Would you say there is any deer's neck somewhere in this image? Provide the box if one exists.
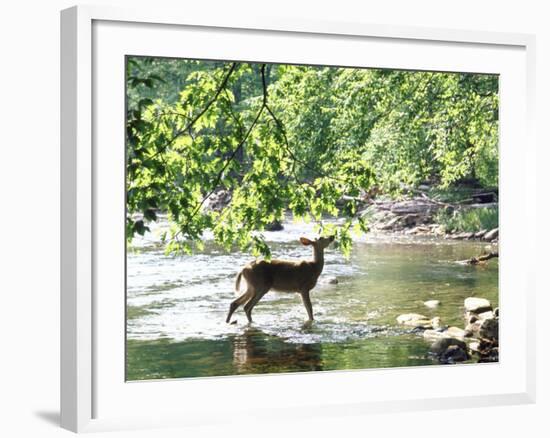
[312,247,325,272]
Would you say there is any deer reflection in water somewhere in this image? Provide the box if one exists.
[232,327,323,374]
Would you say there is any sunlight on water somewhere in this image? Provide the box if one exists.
[126,219,498,380]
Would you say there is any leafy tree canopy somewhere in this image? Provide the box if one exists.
[126,57,498,257]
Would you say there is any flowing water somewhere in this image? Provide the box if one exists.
[126,220,498,380]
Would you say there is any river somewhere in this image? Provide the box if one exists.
[126,219,498,380]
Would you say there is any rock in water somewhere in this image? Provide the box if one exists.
[322,276,338,285]
[423,326,465,342]
[424,300,440,309]
[429,337,467,355]
[446,326,467,340]
[396,313,433,329]
[265,220,284,231]
[469,341,481,353]
[465,317,499,341]
[440,345,470,364]
[479,318,499,340]
[430,338,470,363]
[430,316,442,329]
[477,310,495,320]
[464,297,492,313]
[423,329,446,342]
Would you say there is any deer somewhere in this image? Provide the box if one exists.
[225,235,335,324]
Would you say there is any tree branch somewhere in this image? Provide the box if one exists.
[260,69,346,184]
[173,62,238,139]
[459,251,499,265]
[148,62,238,160]
[174,64,268,238]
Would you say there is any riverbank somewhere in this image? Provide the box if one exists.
[202,185,499,244]
[397,296,499,364]
[358,188,498,244]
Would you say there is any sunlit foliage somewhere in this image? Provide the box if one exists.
[126,58,498,257]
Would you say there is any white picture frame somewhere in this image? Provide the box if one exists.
[60,4,537,433]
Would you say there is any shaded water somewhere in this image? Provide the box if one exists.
[126,220,498,380]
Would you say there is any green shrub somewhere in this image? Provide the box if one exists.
[435,206,498,233]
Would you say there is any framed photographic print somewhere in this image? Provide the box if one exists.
[61,4,536,433]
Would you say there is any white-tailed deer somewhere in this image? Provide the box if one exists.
[226,235,335,323]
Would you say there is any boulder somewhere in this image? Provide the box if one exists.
[430,316,442,329]
[322,276,339,285]
[477,310,495,320]
[423,300,440,309]
[265,220,284,231]
[430,337,467,354]
[476,338,500,362]
[396,313,433,329]
[465,312,479,324]
[479,318,499,340]
[440,345,470,363]
[423,326,465,342]
[446,326,467,340]
[423,329,447,342]
[469,341,480,353]
[464,297,492,313]
[465,317,499,341]
[483,228,499,241]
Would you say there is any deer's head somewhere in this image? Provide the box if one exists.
[299,235,335,250]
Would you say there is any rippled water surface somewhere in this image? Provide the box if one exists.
[126,220,498,380]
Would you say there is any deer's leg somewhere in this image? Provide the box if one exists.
[226,290,252,323]
[300,290,314,321]
[244,289,268,323]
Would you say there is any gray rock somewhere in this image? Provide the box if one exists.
[440,345,470,363]
[423,326,465,342]
[464,297,492,313]
[396,313,433,329]
[477,310,495,320]
[265,220,284,231]
[430,316,442,329]
[479,318,499,340]
[465,312,479,324]
[322,276,339,285]
[446,326,466,340]
[423,300,440,309]
[423,329,447,342]
[465,317,499,341]
[483,228,499,241]
[468,341,480,352]
[430,337,468,355]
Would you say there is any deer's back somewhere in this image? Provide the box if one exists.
[244,259,321,292]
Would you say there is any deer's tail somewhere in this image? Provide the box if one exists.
[235,270,243,292]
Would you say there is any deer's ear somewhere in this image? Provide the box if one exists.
[300,237,313,246]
